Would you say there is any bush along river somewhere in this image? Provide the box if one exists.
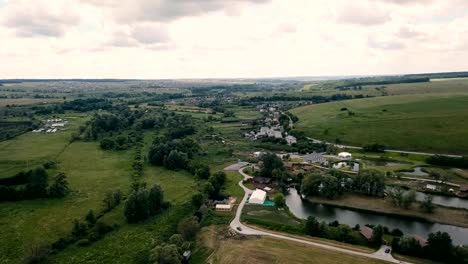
[285,188,468,245]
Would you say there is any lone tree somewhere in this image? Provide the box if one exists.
[27,166,49,197]
[124,189,150,223]
[48,173,69,198]
[420,195,436,213]
[259,153,284,177]
[371,225,384,246]
[177,216,200,241]
[273,193,286,208]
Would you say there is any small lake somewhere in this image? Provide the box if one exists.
[285,189,468,245]
[416,192,468,209]
[386,187,468,209]
[402,167,429,177]
[362,159,411,167]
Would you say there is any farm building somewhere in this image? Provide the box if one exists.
[426,184,437,191]
[215,204,232,211]
[304,152,327,165]
[249,189,267,204]
[51,123,65,128]
[338,152,352,159]
[359,226,373,241]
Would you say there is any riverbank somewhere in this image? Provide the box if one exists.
[307,194,468,228]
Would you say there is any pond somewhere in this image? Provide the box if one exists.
[362,159,411,167]
[285,189,468,245]
[416,192,468,209]
[402,167,429,177]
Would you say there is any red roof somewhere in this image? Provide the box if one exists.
[413,235,428,247]
[360,226,373,240]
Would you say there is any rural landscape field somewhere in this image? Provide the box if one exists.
[2,1,468,264]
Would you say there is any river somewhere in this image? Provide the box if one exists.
[285,189,468,245]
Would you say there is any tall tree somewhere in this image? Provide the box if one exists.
[48,173,69,198]
[259,153,284,177]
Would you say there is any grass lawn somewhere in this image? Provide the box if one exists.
[0,114,87,177]
[242,204,302,227]
[194,226,388,264]
[291,94,468,155]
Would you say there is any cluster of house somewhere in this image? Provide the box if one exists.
[32,118,68,134]
[245,126,297,145]
[244,104,297,145]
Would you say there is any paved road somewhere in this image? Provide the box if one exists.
[306,137,462,158]
[229,165,410,264]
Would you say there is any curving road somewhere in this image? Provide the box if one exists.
[229,165,410,264]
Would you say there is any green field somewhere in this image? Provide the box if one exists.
[291,93,468,155]
[0,115,87,177]
[0,125,198,263]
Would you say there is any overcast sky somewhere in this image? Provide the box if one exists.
[1,0,467,79]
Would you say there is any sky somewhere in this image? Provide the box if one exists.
[0,0,468,79]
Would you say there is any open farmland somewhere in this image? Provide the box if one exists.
[291,94,468,155]
[194,227,388,264]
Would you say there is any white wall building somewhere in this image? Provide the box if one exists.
[338,152,352,159]
[249,189,267,204]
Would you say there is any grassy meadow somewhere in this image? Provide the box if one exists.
[291,93,468,155]
[0,122,199,263]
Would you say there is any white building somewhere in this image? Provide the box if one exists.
[426,184,437,191]
[338,152,352,159]
[51,123,65,128]
[249,189,267,204]
[285,135,297,145]
[215,204,232,211]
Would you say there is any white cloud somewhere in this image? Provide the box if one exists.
[0,0,467,78]
[335,3,392,26]
[1,0,80,37]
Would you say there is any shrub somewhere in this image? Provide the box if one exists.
[76,239,91,247]
[23,242,50,264]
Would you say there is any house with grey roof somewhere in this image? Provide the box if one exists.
[304,152,328,165]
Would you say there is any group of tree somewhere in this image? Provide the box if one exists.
[388,188,417,209]
[124,184,171,223]
[304,217,361,245]
[100,133,136,150]
[189,162,211,180]
[0,166,69,201]
[62,98,113,112]
[148,137,199,170]
[363,143,386,153]
[149,216,201,264]
[203,171,227,200]
[300,169,386,199]
[392,231,468,263]
[427,155,468,169]
[241,94,363,104]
